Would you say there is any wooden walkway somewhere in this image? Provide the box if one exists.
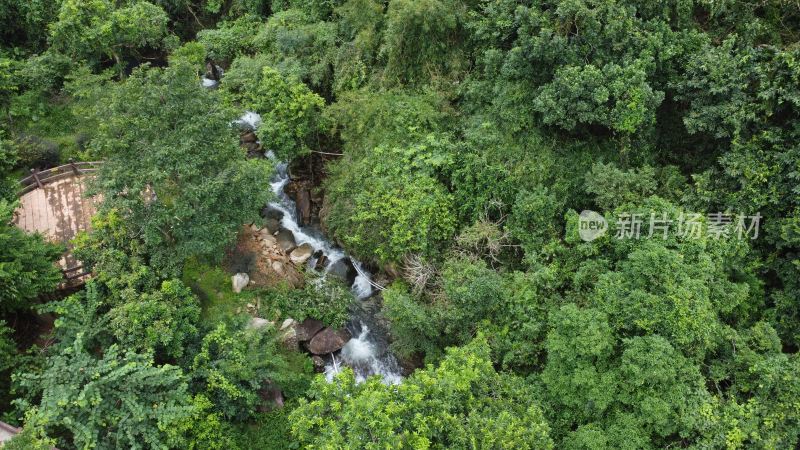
[12,162,102,284]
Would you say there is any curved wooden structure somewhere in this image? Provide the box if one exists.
[12,161,103,285]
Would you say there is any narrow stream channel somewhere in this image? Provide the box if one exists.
[236,112,403,385]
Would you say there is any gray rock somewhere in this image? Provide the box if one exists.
[280,327,299,351]
[205,63,224,81]
[295,318,324,342]
[247,317,272,329]
[240,131,257,143]
[275,228,296,253]
[328,257,357,285]
[290,243,314,265]
[261,206,285,222]
[308,327,351,355]
[280,318,297,331]
[264,218,281,234]
[231,273,249,293]
[311,355,326,372]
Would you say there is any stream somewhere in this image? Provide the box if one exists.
[236,112,403,385]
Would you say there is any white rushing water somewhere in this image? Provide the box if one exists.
[233,111,262,130]
[201,76,219,88]
[201,65,225,89]
[332,323,403,384]
[240,112,402,385]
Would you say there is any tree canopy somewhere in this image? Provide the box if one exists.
[1,0,799,448]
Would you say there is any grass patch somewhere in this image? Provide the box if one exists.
[182,258,256,325]
[233,407,298,450]
[182,259,354,330]
[254,273,354,329]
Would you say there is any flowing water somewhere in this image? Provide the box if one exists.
[238,112,403,385]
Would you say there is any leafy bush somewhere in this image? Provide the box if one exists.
[222,63,326,160]
[49,0,171,72]
[190,323,290,421]
[325,138,456,263]
[14,337,197,450]
[253,8,337,89]
[0,200,63,313]
[258,274,353,328]
[196,15,262,63]
[89,62,274,272]
[290,334,554,448]
[10,135,60,169]
[107,279,201,359]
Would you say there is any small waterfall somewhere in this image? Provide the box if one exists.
[201,64,225,88]
[233,111,262,130]
[243,113,402,384]
[332,322,403,385]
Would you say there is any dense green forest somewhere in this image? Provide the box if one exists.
[1,0,799,448]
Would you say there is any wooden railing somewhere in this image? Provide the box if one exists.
[16,159,103,286]
[61,265,91,281]
[18,159,103,196]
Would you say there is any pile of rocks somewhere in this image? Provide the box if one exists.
[257,229,305,288]
[248,316,351,373]
[240,130,263,159]
[241,315,354,410]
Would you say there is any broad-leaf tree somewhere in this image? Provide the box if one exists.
[0,199,63,313]
[88,61,273,273]
[290,334,554,449]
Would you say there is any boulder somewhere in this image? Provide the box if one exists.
[260,232,277,247]
[280,327,299,351]
[275,228,296,253]
[264,218,281,234]
[257,384,284,412]
[205,62,224,81]
[271,261,286,276]
[231,273,249,293]
[312,251,329,271]
[308,327,352,355]
[272,261,304,288]
[240,131,257,143]
[280,318,297,331]
[247,317,272,329]
[261,206,285,222]
[295,318,324,342]
[285,268,304,288]
[283,180,298,202]
[290,243,314,265]
[328,257,357,285]
[296,189,312,226]
[311,355,326,373]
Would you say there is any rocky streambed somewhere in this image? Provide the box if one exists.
[233,112,403,385]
